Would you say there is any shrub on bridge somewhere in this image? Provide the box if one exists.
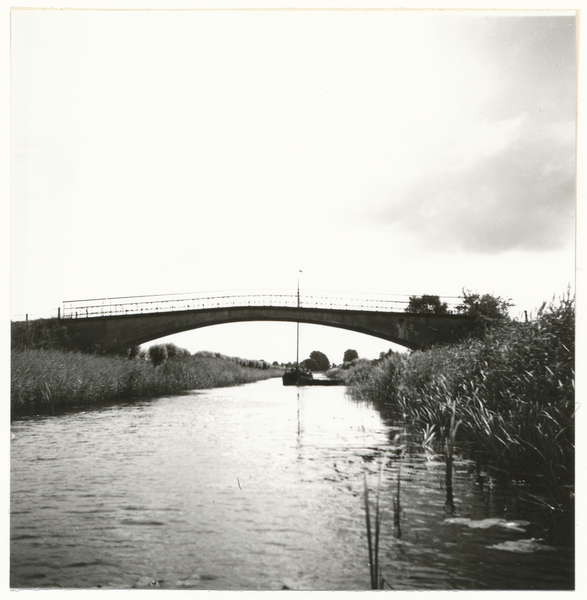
[405,294,450,314]
[455,289,514,338]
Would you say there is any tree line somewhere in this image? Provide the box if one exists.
[298,290,513,372]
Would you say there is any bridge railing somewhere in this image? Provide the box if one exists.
[61,290,460,319]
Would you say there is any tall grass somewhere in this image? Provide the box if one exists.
[11,349,282,419]
[345,292,575,509]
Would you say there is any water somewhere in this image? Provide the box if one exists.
[10,378,573,590]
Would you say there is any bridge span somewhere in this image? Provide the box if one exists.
[59,291,472,354]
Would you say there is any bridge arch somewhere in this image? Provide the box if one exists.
[62,304,473,354]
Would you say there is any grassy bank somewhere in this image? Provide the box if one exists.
[11,349,283,419]
[331,293,574,509]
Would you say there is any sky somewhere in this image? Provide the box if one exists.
[8,6,578,365]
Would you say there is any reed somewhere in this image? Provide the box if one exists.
[348,292,574,509]
[11,349,283,419]
[444,402,461,512]
[393,464,401,538]
[363,460,389,589]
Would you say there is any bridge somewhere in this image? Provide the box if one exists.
[58,290,473,354]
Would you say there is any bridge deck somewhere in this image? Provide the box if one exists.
[62,290,461,319]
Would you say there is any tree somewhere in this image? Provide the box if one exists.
[456,289,513,335]
[309,350,330,371]
[405,294,449,314]
[149,344,168,367]
[148,342,191,366]
[343,349,359,363]
[301,358,319,371]
[164,343,190,360]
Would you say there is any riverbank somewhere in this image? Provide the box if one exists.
[11,349,284,419]
[329,292,574,512]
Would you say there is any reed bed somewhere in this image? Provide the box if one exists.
[11,349,282,419]
[344,292,575,509]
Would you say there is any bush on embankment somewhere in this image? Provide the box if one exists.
[11,318,80,352]
[339,292,575,507]
[11,349,283,419]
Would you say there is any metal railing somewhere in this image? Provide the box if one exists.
[61,290,461,319]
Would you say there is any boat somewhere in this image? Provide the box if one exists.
[282,368,344,386]
[281,274,343,387]
[282,367,314,386]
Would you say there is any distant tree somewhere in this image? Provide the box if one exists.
[164,343,190,360]
[309,350,330,371]
[149,344,168,367]
[301,358,319,371]
[343,349,359,363]
[405,294,449,314]
[165,343,180,360]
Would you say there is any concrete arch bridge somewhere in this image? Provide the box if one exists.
[59,291,473,354]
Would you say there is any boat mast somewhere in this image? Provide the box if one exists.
[296,272,300,374]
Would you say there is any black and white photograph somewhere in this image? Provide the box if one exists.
[7,1,579,592]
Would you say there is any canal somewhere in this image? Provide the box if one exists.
[10,378,573,590]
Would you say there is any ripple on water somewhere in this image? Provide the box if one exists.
[10,380,574,590]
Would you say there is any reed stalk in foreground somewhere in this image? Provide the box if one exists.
[363,460,390,589]
[393,464,401,538]
[445,401,461,514]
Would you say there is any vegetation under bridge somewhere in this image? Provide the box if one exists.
[59,290,473,354]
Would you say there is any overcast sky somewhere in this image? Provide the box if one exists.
[9,8,577,364]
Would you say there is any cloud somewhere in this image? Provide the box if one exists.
[478,16,576,121]
[378,113,575,253]
[368,16,576,255]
